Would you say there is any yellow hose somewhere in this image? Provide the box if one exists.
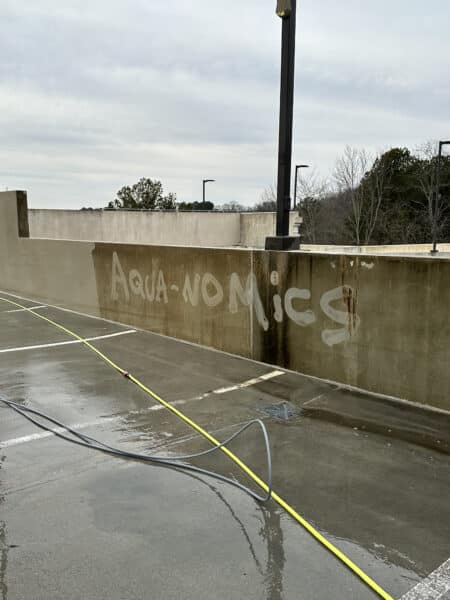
[0,296,394,600]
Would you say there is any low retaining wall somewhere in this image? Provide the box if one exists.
[28,208,299,249]
[2,191,449,410]
[302,243,450,255]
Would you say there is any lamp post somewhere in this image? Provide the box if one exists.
[202,179,215,206]
[265,0,299,250]
[431,141,450,254]
[293,164,309,209]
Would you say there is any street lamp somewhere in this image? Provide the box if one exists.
[266,0,299,250]
[276,0,292,17]
[293,164,309,209]
[431,140,450,254]
[202,179,215,206]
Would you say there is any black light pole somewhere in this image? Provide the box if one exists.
[266,0,299,250]
[431,141,450,254]
[202,179,215,206]
[293,164,309,209]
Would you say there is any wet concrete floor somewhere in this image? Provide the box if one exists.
[0,292,449,599]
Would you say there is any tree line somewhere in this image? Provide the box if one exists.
[103,142,449,245]
[296,143,450,245]
[105,179,258,213]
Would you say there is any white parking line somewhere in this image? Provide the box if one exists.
[400,558,450,599]
[0,370,282,448]
[3,305,47,314]
[213,370,285,394]
[0,403,191,449]
[0,417,118,448]
[0,329,136,354]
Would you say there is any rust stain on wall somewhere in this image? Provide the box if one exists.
[343,285,358,333]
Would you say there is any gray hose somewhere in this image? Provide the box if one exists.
[0,395,272,502]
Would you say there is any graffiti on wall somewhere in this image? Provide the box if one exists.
[111,252,360,346]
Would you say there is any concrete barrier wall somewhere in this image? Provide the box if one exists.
[2,192,449,410]
[28,208,299,249]
[28,209,241,248]
[302,243,450,255]
[0,194,99,316]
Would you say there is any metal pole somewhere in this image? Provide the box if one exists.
[432,141,450,254]
[202,179,215,207]
[275,0,296,236]
[294,165,299,210]
[293,164,309,209]
[432,143,442,253]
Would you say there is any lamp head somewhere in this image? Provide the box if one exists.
[276,0,291,18]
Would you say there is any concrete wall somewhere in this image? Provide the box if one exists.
[28,208,299,249]
[302,243,450,255]
[2,191,449,411]
[29,209,240,248]
[0,193,99,316]
[238,212,300,247]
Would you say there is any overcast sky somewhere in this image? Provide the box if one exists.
[1,0,449,208]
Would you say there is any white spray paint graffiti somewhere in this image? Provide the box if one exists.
[284,288,316,327]
[229,272,269,331]
[202,273,224,307]
[361,261,375,270]
[111,252,361,346]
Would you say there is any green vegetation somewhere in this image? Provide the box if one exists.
[296,143,450,245]
[177,201,214,211]
[107,178,176,210]
[105,143,449,246]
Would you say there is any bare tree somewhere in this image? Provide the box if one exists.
[334,146,369,245]
[219,201,246,212]
[296,169,329,243]
[254,186,277,211]
[414,141,447,245]
[360,151,394,244]
[334,146,393,245]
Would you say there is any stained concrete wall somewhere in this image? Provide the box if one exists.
[2,191,449,410]
[28,208,299,248]
[238,212,300,247]
[0,192,99,316]
[302,243,450,255]
[29,209,240,248]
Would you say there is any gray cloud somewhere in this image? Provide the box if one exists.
[1,0,449,208]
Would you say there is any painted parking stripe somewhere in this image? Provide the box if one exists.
[0,329,136,354]
[0,403,190,449]
[3,305,47,314]
[0,371,282,448]
[0,417,118,448]
[213,370,285,394]
[399,558,450,599]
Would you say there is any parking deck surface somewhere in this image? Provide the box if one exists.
[0,291,449,600]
